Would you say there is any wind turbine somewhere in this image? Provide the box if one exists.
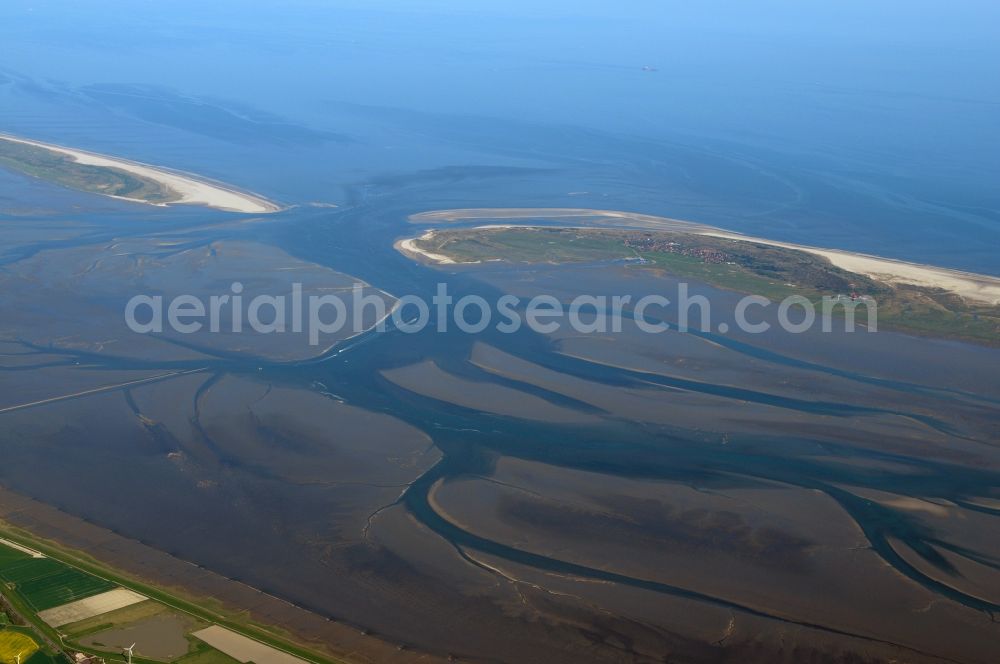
[123,644,135,664]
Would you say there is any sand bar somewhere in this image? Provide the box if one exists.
[394,231,456,264]
[0,133,279,214]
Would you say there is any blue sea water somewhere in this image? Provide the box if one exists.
[0,0,998,272]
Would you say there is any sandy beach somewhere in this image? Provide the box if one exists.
[394,231,456,264]
[0,134,279,214]
[403,208,1000,305]
[701,229,1000,306]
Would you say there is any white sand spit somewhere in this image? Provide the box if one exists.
[0,134,279,214]
[394,230,456,264]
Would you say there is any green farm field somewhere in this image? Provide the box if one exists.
[0,557,114,612]
[0,548,28,569]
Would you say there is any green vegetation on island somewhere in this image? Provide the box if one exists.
[414,226,1000,344]
[0,139,179,204]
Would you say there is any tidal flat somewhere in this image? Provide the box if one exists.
[0,57,999,661]
[0,193,998,663]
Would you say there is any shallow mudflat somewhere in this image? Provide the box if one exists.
[1,191,999,663]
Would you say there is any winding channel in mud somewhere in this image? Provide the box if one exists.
[3,195,999,662]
